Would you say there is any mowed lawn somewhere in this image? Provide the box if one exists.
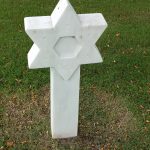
[0,0,150,149]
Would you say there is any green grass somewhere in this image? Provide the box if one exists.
[0,0,150,149]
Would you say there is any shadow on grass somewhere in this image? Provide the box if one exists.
[1,85,146,149]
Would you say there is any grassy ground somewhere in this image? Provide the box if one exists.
[0,0,150,149]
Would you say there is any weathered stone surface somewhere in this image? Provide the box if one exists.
[24,0,107,138]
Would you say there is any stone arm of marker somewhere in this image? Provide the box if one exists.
[24,0,107,139]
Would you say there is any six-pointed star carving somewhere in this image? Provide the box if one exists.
[24,0,107,80]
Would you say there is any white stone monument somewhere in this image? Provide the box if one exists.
[24,0,107,139]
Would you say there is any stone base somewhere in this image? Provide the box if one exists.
[50,67,80,139]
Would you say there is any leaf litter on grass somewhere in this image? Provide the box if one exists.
[1,85,143,149]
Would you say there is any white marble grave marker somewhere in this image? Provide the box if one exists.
[24,0,107,139]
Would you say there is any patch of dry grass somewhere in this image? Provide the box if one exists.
[94,90,138,143]
[1,86,140,149]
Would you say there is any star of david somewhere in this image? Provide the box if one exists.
[24,0,107,80]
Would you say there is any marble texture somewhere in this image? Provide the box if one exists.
[24,0,107,138]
